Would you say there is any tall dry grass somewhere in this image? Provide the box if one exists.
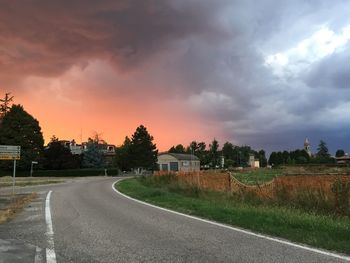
[153,171,350,216]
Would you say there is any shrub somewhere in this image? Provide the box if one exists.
[331,177,350,216]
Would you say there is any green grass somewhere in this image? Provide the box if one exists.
[116,177,350,255]
[233,168,283,185]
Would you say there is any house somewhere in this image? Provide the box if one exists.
[335,155,350,164]
[249,154,260,168]
[157,153,200,172]
[58,140,83,155]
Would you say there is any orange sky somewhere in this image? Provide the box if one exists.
[12,61,225,151]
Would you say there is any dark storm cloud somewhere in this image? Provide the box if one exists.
[1,0,350,153]
[0,0,226,77]
[305,45,350,90]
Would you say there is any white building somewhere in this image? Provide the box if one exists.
[157,153,200,172]
[249,154,260,168]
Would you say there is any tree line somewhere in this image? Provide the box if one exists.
[268,140,345,166]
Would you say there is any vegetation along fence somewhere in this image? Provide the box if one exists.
[154,171,350,215]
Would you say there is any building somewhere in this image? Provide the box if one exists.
[58,140,83,155]
[249,154,260,168]
[335,155,350,164]
[57,140,116,166]
[157,153,200,172]
[304,138,312,156]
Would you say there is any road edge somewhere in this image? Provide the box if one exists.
[112,178,350,262]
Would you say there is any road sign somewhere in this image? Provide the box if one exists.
[0,145,21,160]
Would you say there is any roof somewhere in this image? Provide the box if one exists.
[336,155,350,160]
[158,152,200,161]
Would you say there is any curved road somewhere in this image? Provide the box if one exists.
[2,177,349,262]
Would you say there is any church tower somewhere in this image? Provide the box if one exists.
[304,138,311,156]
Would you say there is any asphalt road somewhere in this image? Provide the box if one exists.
[1,177,349,263]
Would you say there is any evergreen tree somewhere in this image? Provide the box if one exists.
[258,150,268,167]
[222,142,235,160]
[209,139,220,168]
[115,136,132,171]
[268,152,277,165]
[316,140,332,163]
[0,105,44,170]
[82,138,104,168]
[129,125,158,170]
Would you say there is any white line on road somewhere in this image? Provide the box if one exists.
[112,179,350,262]
[45,190,57,263]
[34,246,43,263]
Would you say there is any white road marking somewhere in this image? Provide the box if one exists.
[45,191,57,263]
[112,179,350,262]
[34,246,43,263]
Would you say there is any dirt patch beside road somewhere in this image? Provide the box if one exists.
[0,193,38,224]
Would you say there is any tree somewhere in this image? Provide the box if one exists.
[316,140,331,163]
[222,142,235,160]
[268,152,277,166]
[189,141,200,152]
[0,105,44,170]
[336,149,345,157]
[169,144,185,153]
[82,138,104,168]
[115,136,132,171]
[209,139,220,168]
[43,136,80,169]
[0,93,14,119]
[258,150,268,167]
[129,125,158,171]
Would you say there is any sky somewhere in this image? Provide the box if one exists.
[1,0,350,154]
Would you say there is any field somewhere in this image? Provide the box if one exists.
[155,169,350,216]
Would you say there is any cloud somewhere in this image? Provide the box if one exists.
[1,0,350,153]
[0,0,226,79]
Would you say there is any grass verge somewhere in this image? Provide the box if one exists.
[116,177,350,255]
[0,193,38,224]
[0,177,65,188]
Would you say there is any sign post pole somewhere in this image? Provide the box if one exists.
[0,145,21,196]
[12,159,16,196]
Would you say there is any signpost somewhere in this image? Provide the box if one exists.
[30,161,38,177]
[0,145,21,195]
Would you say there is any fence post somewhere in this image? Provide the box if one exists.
[228,173,232,193]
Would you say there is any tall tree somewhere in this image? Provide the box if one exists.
[209,139,220,168]
[0,93,14,119]
[115,136,132,171]
[0,105,44,170]
[222,142,234,160]
[316,140,332,163]
[258,150,268,167]
[129,125,158,170]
